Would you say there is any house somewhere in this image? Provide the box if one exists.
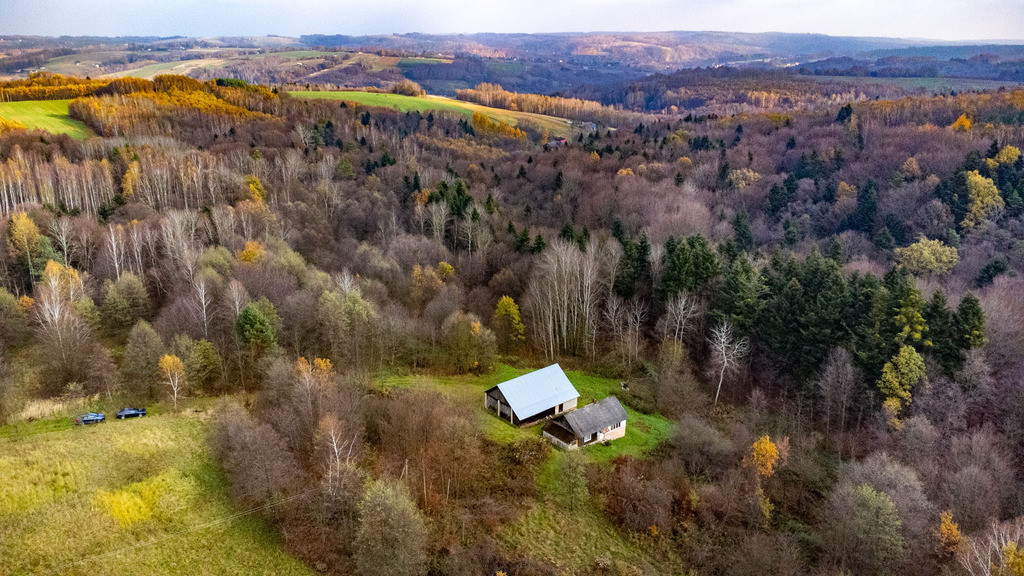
[542,396,627,450]
[484,364,579,426]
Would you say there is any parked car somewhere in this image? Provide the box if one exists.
[74,412,105,425]
[116,407,147,419]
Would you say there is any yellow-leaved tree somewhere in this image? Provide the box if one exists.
[237,240,267,263]
[743,435,789,522]
[878,345,926,428]
[121,160,140,197]
[934,510,962,565]
[963,170,1004,229]
[895,236,959,276]
[493,295,525,354]
[159,354,186,410]
[950,114,972,132]
[7,211,42,277]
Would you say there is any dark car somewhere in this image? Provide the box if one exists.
[75,412,105,425]
[116,407,147,419]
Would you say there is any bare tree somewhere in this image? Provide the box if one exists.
[817,348,858,436]
[193,277,213,338]
[959,517,1024,576]
[225,279,250,318]
[708,321,749,405]
[657,291,702,344]
[624,298,647,368]
[525,239,607,358]
[49,218,73,264]
[427,201,449,243]
[104,224,126,281]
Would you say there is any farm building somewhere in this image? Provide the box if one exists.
[542,396,627,449]
[484,364,579,425]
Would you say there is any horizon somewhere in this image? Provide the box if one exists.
[1,0,1023,42]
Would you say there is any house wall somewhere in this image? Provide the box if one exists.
[558,397,577,413]
[601,421,627,441]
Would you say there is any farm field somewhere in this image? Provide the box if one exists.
[288,90,575,137]
[0,409,314,576]
[0,99,92,138]
[101,58,227,80]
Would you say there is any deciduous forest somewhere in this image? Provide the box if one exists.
[1,62,1023,576]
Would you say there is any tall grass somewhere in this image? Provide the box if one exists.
[0,411,313,575]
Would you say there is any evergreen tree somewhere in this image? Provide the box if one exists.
[923,290,961,374]
[732,212,754,251]
[955,294,986,350]
[658,235,720,300]
[714,254,762,336]
[845,180,879,233]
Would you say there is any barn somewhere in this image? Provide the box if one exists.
[542,396,628,449]
[484,364,579,426]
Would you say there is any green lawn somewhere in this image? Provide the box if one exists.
[379,363,675,462]
[379,363,676,572]
[0,100,92,139]
[289,90,574,137]
[0,410,314,576]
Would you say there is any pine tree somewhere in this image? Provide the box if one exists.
[955,294,986,350]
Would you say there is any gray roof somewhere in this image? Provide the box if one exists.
[489,364,579,420]
[563,396,627,438]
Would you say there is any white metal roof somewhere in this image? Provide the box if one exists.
[492,364,580,420]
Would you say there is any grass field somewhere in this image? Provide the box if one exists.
[0,410,314,576]
[500,451,665,572]
[379,363,674,457]
[101,58,227,80]
[379,363,675,571]
[0,100,92,138]
[289,90,575,137]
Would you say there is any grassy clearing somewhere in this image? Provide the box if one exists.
[0,100,92,138]
[289,90,574,137]
[0,410,313,576]
[500,451,663,573]
[379,364,675,462]
[379,363,675,572]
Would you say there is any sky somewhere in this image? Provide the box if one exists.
[1,0,1023,41]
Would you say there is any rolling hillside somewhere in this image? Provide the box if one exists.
[289,90,576,137]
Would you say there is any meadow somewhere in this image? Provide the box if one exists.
[100,59,227,80]
[0,100,92,138]
[0,363,672,575]
[0,410,314,576]
[380,363,677,572]
[288,90,575,137]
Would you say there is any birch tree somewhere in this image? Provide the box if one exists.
[159,354,186,410]
[708,321,749,405]
[658,291,702,344]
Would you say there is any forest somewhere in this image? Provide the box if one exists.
[1,69,1024,576]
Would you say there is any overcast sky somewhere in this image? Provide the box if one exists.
[2,0,1023,41]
